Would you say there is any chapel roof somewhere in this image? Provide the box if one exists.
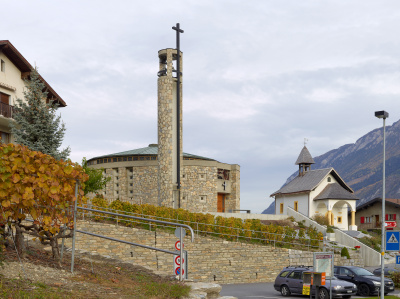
[0,40,66,107]
[88,144,216,162]
[295,146,315,165]
[270,167,354,197]
[313,183,359,201]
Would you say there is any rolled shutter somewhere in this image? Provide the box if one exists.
[394,214,397,220]
[386,214,389,221]
[360,217,365,224]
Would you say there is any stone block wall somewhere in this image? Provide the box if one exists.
[65,220,363,284]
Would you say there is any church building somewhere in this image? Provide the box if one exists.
[87,48,240,214]
[270,146,358,231]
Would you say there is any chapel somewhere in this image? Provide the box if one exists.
[270,146,358,230]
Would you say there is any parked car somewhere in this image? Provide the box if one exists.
[334,266,395,296]
[373,267,400,277]
[274,266,357,299]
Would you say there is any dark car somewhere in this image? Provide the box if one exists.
[334,266,395,296]
[274,266,357,299]
[373,267,400,277]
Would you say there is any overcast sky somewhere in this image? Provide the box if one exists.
[3,1,400,213]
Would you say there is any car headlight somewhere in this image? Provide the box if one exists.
[353,284,357,289]
[372,281,381,286]
[333,286,342,290]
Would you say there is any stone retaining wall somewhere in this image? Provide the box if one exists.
[65,220,363,284]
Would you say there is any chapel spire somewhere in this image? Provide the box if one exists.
[295,145,315,176]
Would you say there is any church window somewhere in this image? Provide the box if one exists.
[327,177,331,182]
[217,169,230,180]
[280,203,284,214]
[294,201,298,212]
[337,217,342,223]
[1,60,4,72]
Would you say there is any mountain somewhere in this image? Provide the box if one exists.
[262,119,400,214]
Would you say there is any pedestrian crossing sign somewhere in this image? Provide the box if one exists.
[386,231,400,251]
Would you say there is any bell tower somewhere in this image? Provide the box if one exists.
[157,48,183,208]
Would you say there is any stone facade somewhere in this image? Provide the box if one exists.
[90,156,240,213]
[65,220,364,284]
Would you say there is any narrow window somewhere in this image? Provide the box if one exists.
[337,216,342,223]
[327,177,331,182]
[1,60,5,72]
[294,201,298,212]
[280,203,284,214]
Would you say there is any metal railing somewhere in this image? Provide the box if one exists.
[77,204,323,250]
[0,102,14,118]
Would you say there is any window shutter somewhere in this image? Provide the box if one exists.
[385,214,389,221]
[394,214,397,220]
[360,217,365,224]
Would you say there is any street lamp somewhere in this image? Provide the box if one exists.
[375,110,389,299]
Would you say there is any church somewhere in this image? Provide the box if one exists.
[87,48,240,214]
[270,146,358,231]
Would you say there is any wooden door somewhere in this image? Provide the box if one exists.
[217,193,225,212]
[0,92,10,117]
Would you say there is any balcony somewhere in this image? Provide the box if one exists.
[0,102,14,118]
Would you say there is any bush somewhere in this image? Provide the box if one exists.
[389,271,400,288]
[326,226,334,233]
[341,247,350,259]
[312,214,330,226]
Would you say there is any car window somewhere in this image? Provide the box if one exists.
[279,270,290,278]
[339,268,352,276]
[288,271,302,280]
[352,267,373,276]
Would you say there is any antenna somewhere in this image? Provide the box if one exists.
[304,138,308,146]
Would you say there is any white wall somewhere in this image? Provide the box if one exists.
[275,193,308,215]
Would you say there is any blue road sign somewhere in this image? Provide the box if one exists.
[386,231,400,251]
[396,255,400,265]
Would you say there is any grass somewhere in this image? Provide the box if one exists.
[1,243,191,299]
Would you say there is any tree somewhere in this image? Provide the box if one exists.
[81,157,111,195]
[10,68,70,160]
[0,143,88,264]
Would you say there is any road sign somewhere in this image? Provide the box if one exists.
[386,221,397,228]
[174,228,186,239]
[175,241,184,251]
[386,231,400,251]
[174,250,187,279]
[396,255,400,265]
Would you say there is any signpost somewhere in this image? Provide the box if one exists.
[173,227,187,280]
[385,231,400,251]
[314,252,334,299]
[174,250,187,279]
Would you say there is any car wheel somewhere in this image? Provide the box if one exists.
[357,284,370,297]
[280,285,291,296]
[342,296,351,299]
[384,293,388,296]
[318,288,329,299]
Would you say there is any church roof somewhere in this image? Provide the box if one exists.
[313,183,359,201]
[88,144,216,162]
[295,146,315,165]
[270,167,354,197]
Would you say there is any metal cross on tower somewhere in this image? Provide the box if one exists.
[172,23,184,201]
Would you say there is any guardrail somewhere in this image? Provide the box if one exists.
[78,204,322,251]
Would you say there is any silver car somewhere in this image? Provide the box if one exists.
[274,266,358,299]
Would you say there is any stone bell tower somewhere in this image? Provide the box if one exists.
[157,48,183,208]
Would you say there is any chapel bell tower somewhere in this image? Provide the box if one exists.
[157,48,183,208]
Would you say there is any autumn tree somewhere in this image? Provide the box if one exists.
[9,68,70,160]
[0,143,88,264]
[81,157,111,195]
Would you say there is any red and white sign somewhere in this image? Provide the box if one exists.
[175,256,184,265]
[175,241,184,251]
[385,221,397,228]
[175,267,184,275]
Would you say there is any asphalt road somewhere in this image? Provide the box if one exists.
[220,282,400,299]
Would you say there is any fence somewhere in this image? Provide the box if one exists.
[78,204,323,251]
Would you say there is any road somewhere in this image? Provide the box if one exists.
[220,282,400,299]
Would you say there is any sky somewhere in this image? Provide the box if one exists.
[3,1,400,213]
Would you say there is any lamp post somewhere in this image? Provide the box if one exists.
[375,110,389,299]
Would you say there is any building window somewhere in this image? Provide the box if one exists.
[199,195,206,202]
[130,183,133,187]
[128,157,132,161]
[130,176,133,180]
[337,217,342,224]
[182,173,187,180]
[0,131,10,143]
[327,177,331,182]
[113,158,117,162]
[130,190,133,194]
[217,169,230,180]
[386,214,397,221]
[294,201,298,212]
[1,60,4,72]
[199,173,206,180]
[280,203,284,214]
